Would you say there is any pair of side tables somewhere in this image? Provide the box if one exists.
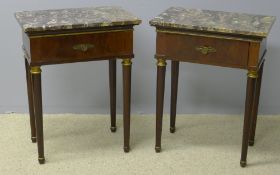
[15,6,275,167]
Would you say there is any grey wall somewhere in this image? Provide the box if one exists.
[0,0,279,114]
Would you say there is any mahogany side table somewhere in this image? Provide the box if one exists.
[15,6,141,164]
[150,7,275,167]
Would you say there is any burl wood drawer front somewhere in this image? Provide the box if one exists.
[156,32,250,69]
[27,30,133,65]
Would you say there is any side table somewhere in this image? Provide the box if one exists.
[15,6,141,164]
[150,7,275,167]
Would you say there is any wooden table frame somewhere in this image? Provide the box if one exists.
[154,28,267,167]
[22,26,136,164]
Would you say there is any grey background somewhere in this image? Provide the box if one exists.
[0,0,279,114]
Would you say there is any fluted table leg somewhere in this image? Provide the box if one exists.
[170,61,179,133]
[31,66,45,164]
[25,59,36,143]
[240,70,257,167]
[249,62,264,146]
[109,59,117,132]
[122,58,132,153]
[155,58,167,153]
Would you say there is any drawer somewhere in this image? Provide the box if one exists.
[156,32,250,69]
[24,30,133,65]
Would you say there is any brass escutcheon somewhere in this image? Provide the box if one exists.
[73,44,94,52]
[196,46,216,55]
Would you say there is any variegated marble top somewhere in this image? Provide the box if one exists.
[15,6,141,33]
[150,7,276,37]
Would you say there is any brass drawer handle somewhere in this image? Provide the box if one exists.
[73,44,94,52]
[195,46,216,55]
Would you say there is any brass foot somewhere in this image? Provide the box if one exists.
[123,146,130,153]
[240,160,247,168]
[31,137,37,143]
[249,140,254,146]
[155,146,161,153]
[38,157,45,164]
[170,127,176,133]
[110,126,117,132]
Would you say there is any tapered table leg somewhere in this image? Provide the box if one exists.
[122,58,132,153]
[240,70,257,167]
[109,59,117,132]
[25,59,36,143]
[170,61,179,133]
[249,62,264,146]
[31,66,45,164]
[155,58,167,153]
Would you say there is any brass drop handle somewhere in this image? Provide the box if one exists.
[72,43,94,52]
[195,46,216,55]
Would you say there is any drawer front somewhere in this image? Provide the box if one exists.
[28,30,133,65]
[156,32,250,69]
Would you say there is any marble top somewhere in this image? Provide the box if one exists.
[15,6,141,33]
[150,7,276,37]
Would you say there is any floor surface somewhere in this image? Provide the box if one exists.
[0,114,279,175]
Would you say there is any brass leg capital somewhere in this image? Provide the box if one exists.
[30,66,42,74]
[247,70,258,78]
[157,58,167,67]
[122,58,132,66]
